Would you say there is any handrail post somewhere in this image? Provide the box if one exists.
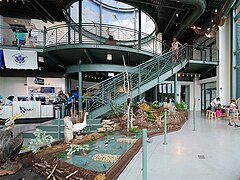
[57,109,61,140]
[163,111,167,144]
[61,103,65,118]
[43,27,46,47]
[142,128,147,180]
[55,28,58,46]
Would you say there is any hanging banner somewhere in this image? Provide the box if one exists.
[3,49,38,69]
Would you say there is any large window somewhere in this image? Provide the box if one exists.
[233,2,240,97]
[68,0,156,39]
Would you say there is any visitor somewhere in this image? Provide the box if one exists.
[28,23,38,48]
[15,31,26,47]
[169,37,182,63]
[66,93,73,116]
[210,97,220,111]
[228,98,240,127]
[57,91,67,102]
[215,104,221,117]
[5,96,14,105]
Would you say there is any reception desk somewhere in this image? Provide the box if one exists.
[0,101,54,119]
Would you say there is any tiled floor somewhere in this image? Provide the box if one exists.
[118,112,240,180]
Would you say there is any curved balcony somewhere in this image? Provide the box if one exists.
[44,23,168,55]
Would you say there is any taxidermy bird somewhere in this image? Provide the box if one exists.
[0,113,23,175]
[194,12,227,38]
[0,131,23,166]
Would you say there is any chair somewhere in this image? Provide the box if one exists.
[208,111,216,119]
[206,110,211,118]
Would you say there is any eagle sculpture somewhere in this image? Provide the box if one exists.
[0,114,23,176]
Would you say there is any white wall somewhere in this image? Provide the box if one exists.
[27,77,65,93]
[216,15,231,105]
[163,80,196,110]
[0,77,65,103]
[0,77,27,102]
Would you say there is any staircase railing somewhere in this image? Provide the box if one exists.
[84,45,189,114]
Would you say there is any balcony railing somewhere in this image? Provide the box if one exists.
[45,23,169,54]
[0,24,218,62]
[0,25,44,49]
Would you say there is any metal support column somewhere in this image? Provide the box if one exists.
[138,8,141,50]
[142,129,147,180]
[100,2,102,43]
[57,110,61,140]
[68,8,71,44]
[154,86,158,101]
[79,0,82,44]
[78,61,83,111]
[193,98,196,131]
[163,111,167,145]
[67,77,71,94]
[174,73,177,103]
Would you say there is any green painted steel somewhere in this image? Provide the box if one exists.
[57,110,61,140]
[85,45,189,119]
[36,125,64,131]
[163,111,167,145]
[65,64,133,75]
[193,98,196,131]
[23,132,64,139]
[142,128,147,180]
[61,103,65,118]
[44,23,169,54]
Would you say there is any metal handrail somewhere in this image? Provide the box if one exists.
[0,25,44,48]
[187,45,218,62]
[84,45,189,113]
[45,23,169,54]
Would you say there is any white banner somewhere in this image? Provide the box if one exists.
[3,49,38,69]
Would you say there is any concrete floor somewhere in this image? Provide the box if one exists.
[118,112,240,180]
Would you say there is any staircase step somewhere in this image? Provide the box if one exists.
[87,118,102,124]
[23,132,64,139]
[36,125,64,131]
[52,119,64,125]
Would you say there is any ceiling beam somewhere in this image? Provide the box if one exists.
[23,3,47,23]
[28,2,53,23]
[33,0,57,22]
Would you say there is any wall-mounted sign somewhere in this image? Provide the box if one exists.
[35,77,44,85]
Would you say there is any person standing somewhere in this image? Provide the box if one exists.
[228,98,240,127]
[170,37,182,63]
[210,97,221,111]
[66,93,73,116]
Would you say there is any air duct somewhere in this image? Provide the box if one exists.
[171,0,206,38]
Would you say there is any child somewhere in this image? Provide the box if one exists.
[228,98,240,127]
[216,104,221,117]
[170,37,182,63]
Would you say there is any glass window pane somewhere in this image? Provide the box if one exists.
[163,84,166,93]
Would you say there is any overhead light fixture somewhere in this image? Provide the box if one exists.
[177,73,180,77]
[176,13,178,17]
[215,9,218,12]
[211,19,214,23]
[107,54,112,61]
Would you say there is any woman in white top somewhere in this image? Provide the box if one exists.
[170,37,182,63]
